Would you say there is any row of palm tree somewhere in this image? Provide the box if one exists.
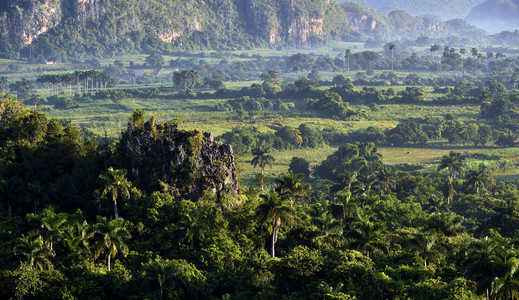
[333,167,398,199]
[14,207,130,271]
[36,70,115,96]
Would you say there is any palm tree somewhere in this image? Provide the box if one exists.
[437,151,464,181]
[60,220,93,264]
[251,147,275,176]
[141,258,186,300]
[13,235,55,271]
[349,211,387,258]
[466,169,492,194]
[329,192,357,223]
[407,231,438,267]
[357,195,381,212]
[430,44,440,68]
[351,174,379,196]
[345,49,352,72]
[428,193,449,214]
[426,213,464,236]
[512,68,519,90]
[27,206,67,251]
[26,181,46,213]
[464,237,507,300]
[64,220,92,251]
[312,212,343,247]
[334,170,357,194]
[442,179,455,204]
[255,192,294,258]
[99,167,132,219]
[91,216,131,271]
[172,211,207,248]
[274,171,309,206]
[491,256,519,300]
[389,44,396,71]
[254,173,270,191]
[0,176,23,216]
[376,167,398,192]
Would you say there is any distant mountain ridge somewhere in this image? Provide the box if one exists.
[342,2,486,40]
[340,0,486,20]
[0,0,496,60]
[466,0,519,33]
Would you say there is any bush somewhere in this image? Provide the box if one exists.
[289,157,310,178]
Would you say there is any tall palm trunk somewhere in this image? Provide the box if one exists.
[271,216,281,258]
[108,253,111,271]
[114,199,119,219]
[271,230,275,258]
[391,51,394,71]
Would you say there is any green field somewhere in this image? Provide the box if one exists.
[36,91,519,180]
[3,46,519,182]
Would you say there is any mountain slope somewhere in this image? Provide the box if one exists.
[0,0,353,60]
[340,0,486,20]
[466,0,519,33]
[341,2,486,40]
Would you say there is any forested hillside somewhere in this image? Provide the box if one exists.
[3,85,519,298]
[0,0,353,60]
[1,0,519,296]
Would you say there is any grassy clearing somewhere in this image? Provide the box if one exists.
[4,49,515,181]
[368,104,480,122]
[40,89,519,179]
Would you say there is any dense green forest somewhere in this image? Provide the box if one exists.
[1,0,519,298]
[2,69,519,298]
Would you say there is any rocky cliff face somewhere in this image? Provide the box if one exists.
[244,0,346,46]
[346,13,378,32]
[0,0,62,45]
[119,120,239,200]
[342,2,390,35]
[72,0,106,23]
